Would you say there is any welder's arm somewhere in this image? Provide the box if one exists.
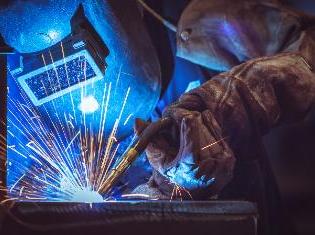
[135,52,315,199]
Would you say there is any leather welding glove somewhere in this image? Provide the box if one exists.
[135,106,235,198]
[134,52,315,199]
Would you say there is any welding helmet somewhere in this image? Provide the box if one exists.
[0,0,161,139]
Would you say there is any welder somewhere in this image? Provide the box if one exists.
[1,0,315,235]
[132,1,315,235]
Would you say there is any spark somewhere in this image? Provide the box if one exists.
[201,137,228,151]
[169,179,193,201]
[61,41,77,124]
[123,113,133,126]
[19,186,25,197]
[1,198,18,205]
[10,174,25,193]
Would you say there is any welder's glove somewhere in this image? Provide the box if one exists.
[134,52,315,199]
[135,107,235,198]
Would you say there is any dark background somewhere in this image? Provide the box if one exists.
[264,112,315,235]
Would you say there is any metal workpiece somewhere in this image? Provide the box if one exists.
[0,201,258,235]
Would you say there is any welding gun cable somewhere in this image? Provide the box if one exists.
[136,0,177,33]
[99,117,173,195]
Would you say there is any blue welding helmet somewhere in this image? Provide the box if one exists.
[0,0,161,139]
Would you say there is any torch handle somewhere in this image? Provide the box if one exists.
[99,117,172,195]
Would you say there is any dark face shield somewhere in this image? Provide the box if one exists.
[2,0,161,138]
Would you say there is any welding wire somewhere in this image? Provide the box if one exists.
[136,0,177,32]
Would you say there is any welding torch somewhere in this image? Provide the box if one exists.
[99,117,172,195]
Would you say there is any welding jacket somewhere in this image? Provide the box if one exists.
[134,1,315,235]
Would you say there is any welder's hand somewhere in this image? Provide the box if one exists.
[135,52,315,199]
[135,109,235,198]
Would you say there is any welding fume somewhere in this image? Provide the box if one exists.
[1,1,315,235]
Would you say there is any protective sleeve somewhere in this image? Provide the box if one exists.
[148,52,315,198]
